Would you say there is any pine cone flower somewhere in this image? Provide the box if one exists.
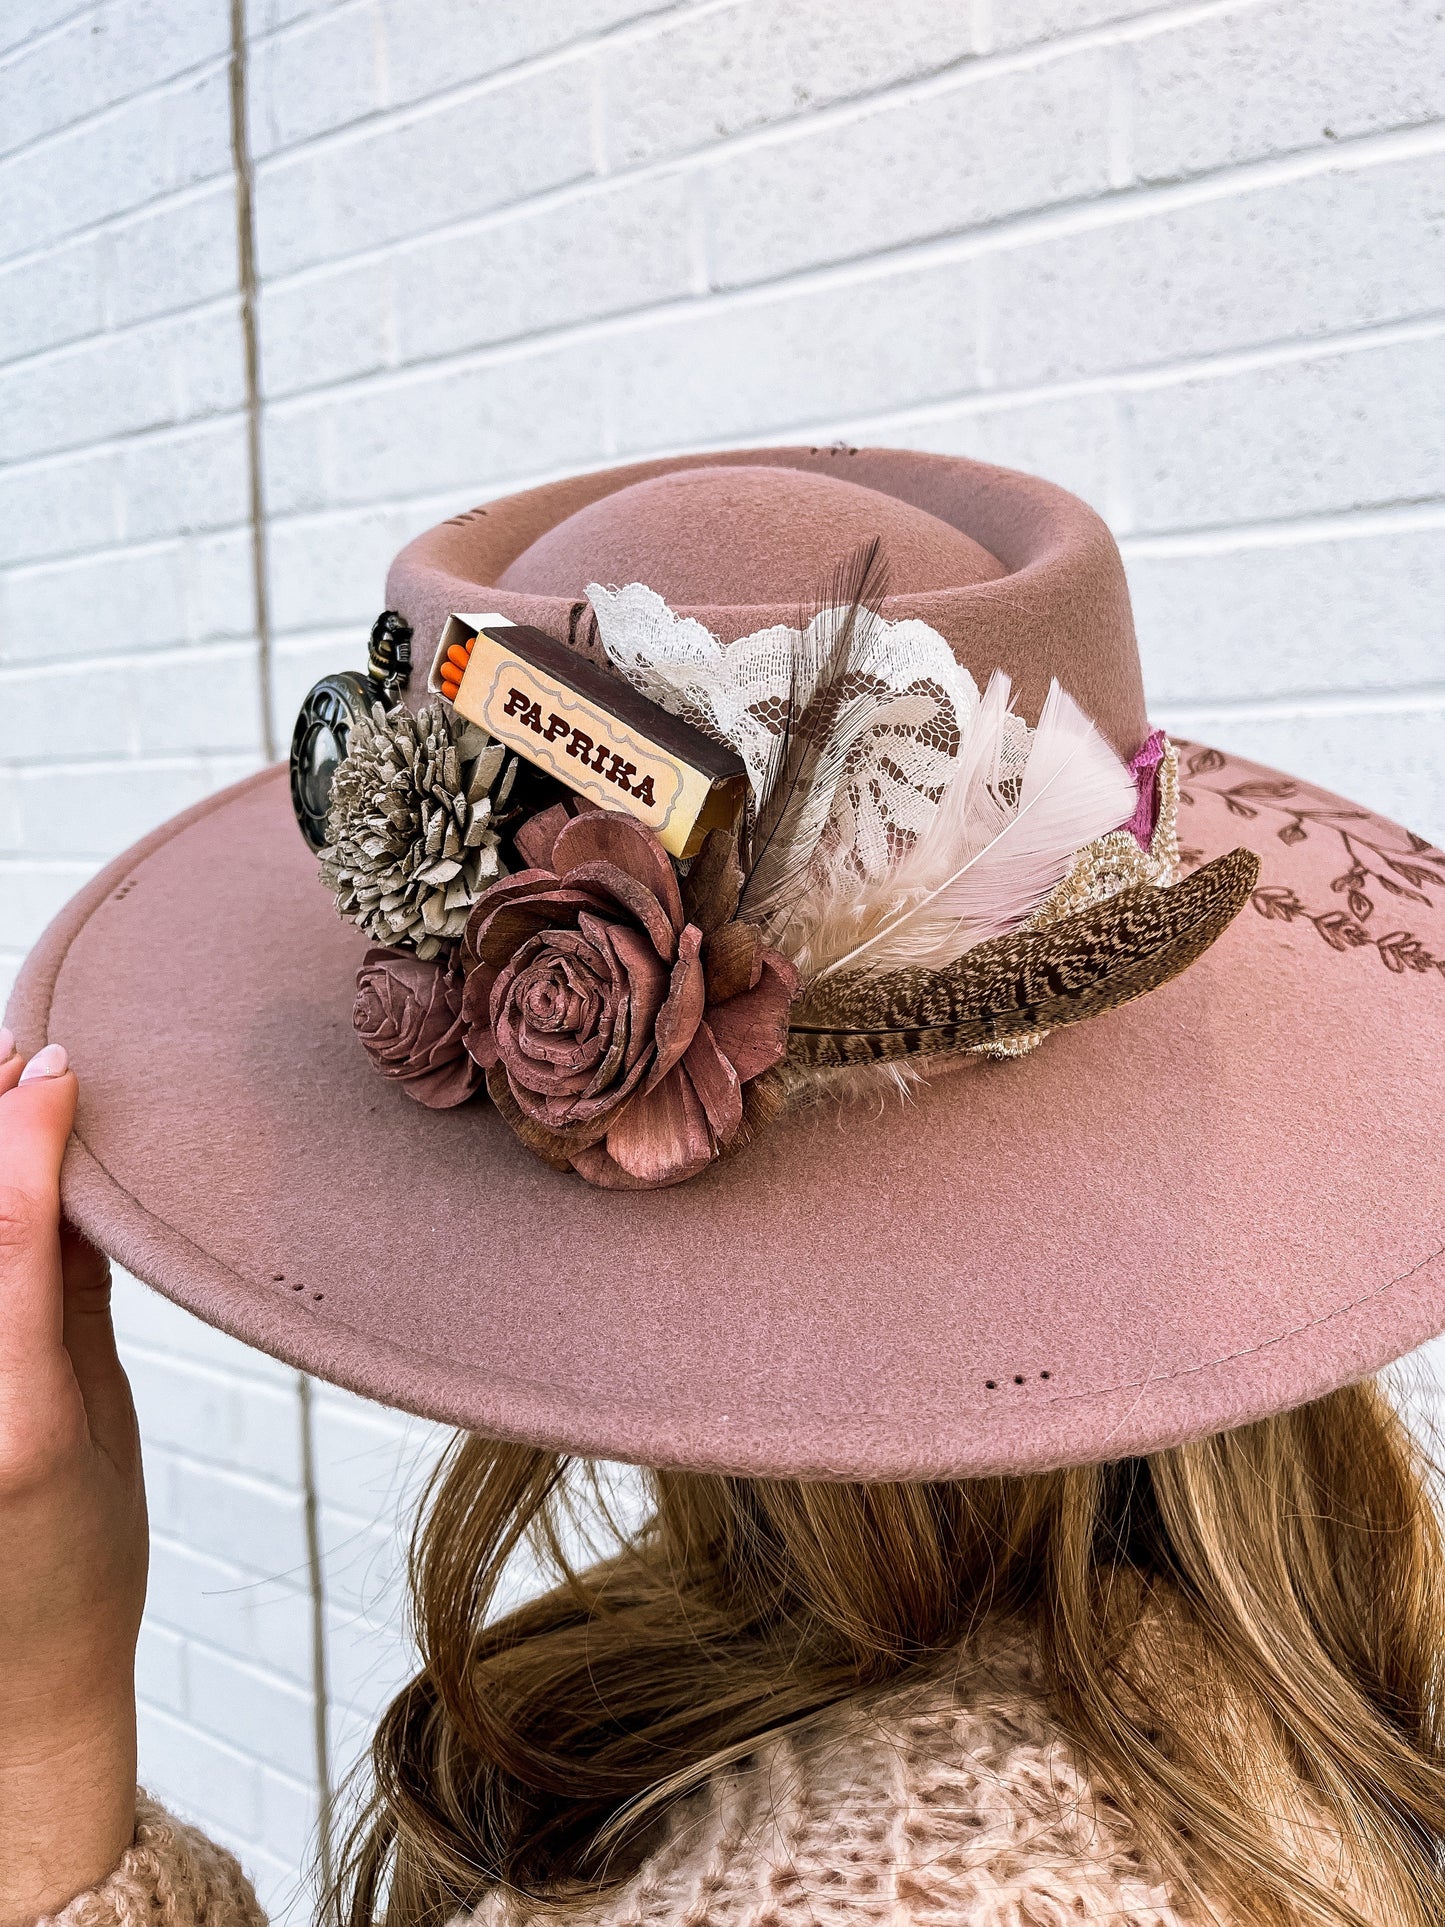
[354,948,483,1109]
[321,701,521,960]
[460,809,798,1188]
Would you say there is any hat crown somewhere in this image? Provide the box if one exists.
[495,464,1006,604]
[387,446,1150,757]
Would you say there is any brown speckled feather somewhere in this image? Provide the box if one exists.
[786,847,1259,1068]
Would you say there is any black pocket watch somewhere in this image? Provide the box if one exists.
[289,611,412,851]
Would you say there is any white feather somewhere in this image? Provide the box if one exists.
[807,672,1137,978]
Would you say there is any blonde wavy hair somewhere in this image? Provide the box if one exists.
[329,1379,1445,1926]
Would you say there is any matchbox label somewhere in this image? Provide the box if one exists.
[495,682,673,815]
[454,631,714,857]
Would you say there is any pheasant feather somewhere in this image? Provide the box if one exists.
[739,537,892,940]
[786,846,1259,1071]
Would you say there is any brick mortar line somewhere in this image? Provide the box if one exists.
[247,0,691,64]
[252,297,1445,433]
[0,520,252,576]
[0,639,265,676]
[243,482,1445,552]
[0,855,101,872]
[2,755,263,776]
[145,1522,313,1572]
[1,131,1438,426]
[246,0,1253,176]
[1120,501,1445,553]
[613,0,1334,166]
[133,1468,311,1509]
[0,288,242,384]
[0,749,264,775]
[0,651,263,677]
[1158,685,1445,721]
[0,1,97,73]
[0,527,249,574]
[3,13,1429,293]
[660,325,1445,448]
[1115,490,1445,546]
[0,392,249,480]
[0,166,237,283]
[164,1641,319,1697]
[137,1695,267,1763]
[971,0,1252,58]
[147,1437,318,1500]
[230,363,1445,534]
[253,99,1445,303]
[246,0,767,169]
[0,410,249,488]
[834,311,1445,403]
[134,1701,317,1847]
[0,45,233,180]
[140,1626,316,1695]
[250,253,1445,416]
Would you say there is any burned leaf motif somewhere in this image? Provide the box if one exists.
[1173,741,1445,984]
[1314,911,1372,953]
[1252,884,1305,922]
[1388,856,1445,891]
[1378,872,1432,905]
[1185,746,1227,777]
[1231,779,1301,800]
[1378,932,1437,975]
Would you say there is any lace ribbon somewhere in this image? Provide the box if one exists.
[588,580,980,883]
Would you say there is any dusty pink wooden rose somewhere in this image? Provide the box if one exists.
[459,806,798,1187]
[353,947,484,1109]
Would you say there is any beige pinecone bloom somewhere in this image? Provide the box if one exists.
[320,700,520,960]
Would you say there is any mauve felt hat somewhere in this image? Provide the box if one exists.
[9,447,1445,1480]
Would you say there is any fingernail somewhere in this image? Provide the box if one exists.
[19,1043,69,1083]
[0,1028,15,1064]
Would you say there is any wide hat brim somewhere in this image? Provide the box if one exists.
[10,743,1445,1481]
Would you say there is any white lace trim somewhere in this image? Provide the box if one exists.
[587,580,981,883]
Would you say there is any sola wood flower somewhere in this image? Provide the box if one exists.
[353,947,483,1109]
[460,807,798,1188]
[321,701,522,961]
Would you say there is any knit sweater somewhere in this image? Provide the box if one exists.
[42,1637,1196,1927]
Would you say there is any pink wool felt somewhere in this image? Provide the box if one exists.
[386,446,1150,756]
[9,448,1444,1476]
[10,744,1444,1479]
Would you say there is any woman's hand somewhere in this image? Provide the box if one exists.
[0,1034,147,1926]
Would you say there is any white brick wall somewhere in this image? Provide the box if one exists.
[2,0,1442,1913]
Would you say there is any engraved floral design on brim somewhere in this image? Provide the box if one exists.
[1176,744,1445,981]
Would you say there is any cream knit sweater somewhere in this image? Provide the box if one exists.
[43,1637,1196,1927]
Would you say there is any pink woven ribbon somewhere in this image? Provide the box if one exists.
[1124,729,1167,848]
